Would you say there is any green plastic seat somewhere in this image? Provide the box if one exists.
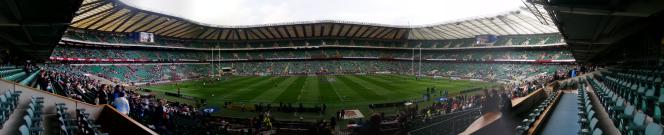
[592,128,603,135]
[645,122,663,135]
[19,125,29,135]
[628,112,647,133]
[581,111,595,125]
[612,99,625,112]
[581,118,599,134]
[646,86,657,100]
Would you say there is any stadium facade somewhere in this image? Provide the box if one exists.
[6,0,663,134]
[48,0,574,86]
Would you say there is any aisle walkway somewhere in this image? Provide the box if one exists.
[540,93,580,135]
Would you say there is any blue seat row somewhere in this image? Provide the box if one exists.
[18,96,43,135]
[0,90,21,128]
[515,90,559,135]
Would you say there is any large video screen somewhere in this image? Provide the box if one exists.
[475,35,497,45]
[138,32,154,43]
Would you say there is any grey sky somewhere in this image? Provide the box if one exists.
[120,0,524,26]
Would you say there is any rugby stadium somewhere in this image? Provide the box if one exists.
[0,0,663,135]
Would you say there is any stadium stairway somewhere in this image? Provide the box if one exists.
[515,89,559,135]
[539,92,580,135]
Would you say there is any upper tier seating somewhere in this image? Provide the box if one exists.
[51,45,574,61]
[62,31,564,49]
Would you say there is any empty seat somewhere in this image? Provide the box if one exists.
[644,122,664,135]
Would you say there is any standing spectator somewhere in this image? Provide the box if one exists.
[97,85,109,105]
[114,92,130,115]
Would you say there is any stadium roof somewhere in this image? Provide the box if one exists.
[70,0,559,41]
[540,0,664,63]
[0,0,83,60]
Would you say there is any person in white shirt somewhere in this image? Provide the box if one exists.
[114,92,130,115]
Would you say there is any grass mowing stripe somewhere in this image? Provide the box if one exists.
[369,75,425,95]
[356,75,408,96]
[232,77,290,101]
[299,77,320,103]
[336,75,385,100]
[215,76,273,97]
[251,77,299,102]
[345,75,395,96]
[328,76,364,102]
[275,76,307,103]
[317,76,342,103]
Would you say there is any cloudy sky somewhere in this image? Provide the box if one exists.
[120,0,524,26]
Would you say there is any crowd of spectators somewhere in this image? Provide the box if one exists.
[52,45,574,61]
[30,64,336,135]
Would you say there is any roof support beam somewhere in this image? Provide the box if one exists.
[150,20,179,33]
[285,26,297,38]
[368,27,385,38]
[71,5,113,25]
[185,28,205,39]
[496,16,523,35]
[277,27,289,38]
[269,27,282,38]
[457,22,483,36]
[439,25,471,38]
[74,1,109,16]
[466,20,495,35]
[251,29,266,39]
[95,10,131,30]
[346,26,361,37]
[361,27,378,38]
[334,24,346,36]
[196,28,214,39]
[80,0,104,9]
[305,25,313,37]
[353,26,370,37]
[112,12,138,32]
[512,13,547,33]
[224,29,234,40]
[140,18,169,32]
[420,29,438,39]
[261,28,276,39]
[125,15,158,32]
[158,22,187,35]
[242,29,250,40]
[428,27,458,39]
[164,23,192,36]
[202,29,218,39]
[376,28,393,39]
[298,25,307,38]
[83,8,120,29]
[281,27,293,38]
[246,29,259,40]
[327,24,336,36]
[233,29,242,40]
[503,14,537,34]
[170,25,197,37]
[421,28,445,39]
[216,29,226,40]
[318,24,325,37]
[477,19,506,35]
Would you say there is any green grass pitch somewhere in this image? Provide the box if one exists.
[142,74,497,120]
